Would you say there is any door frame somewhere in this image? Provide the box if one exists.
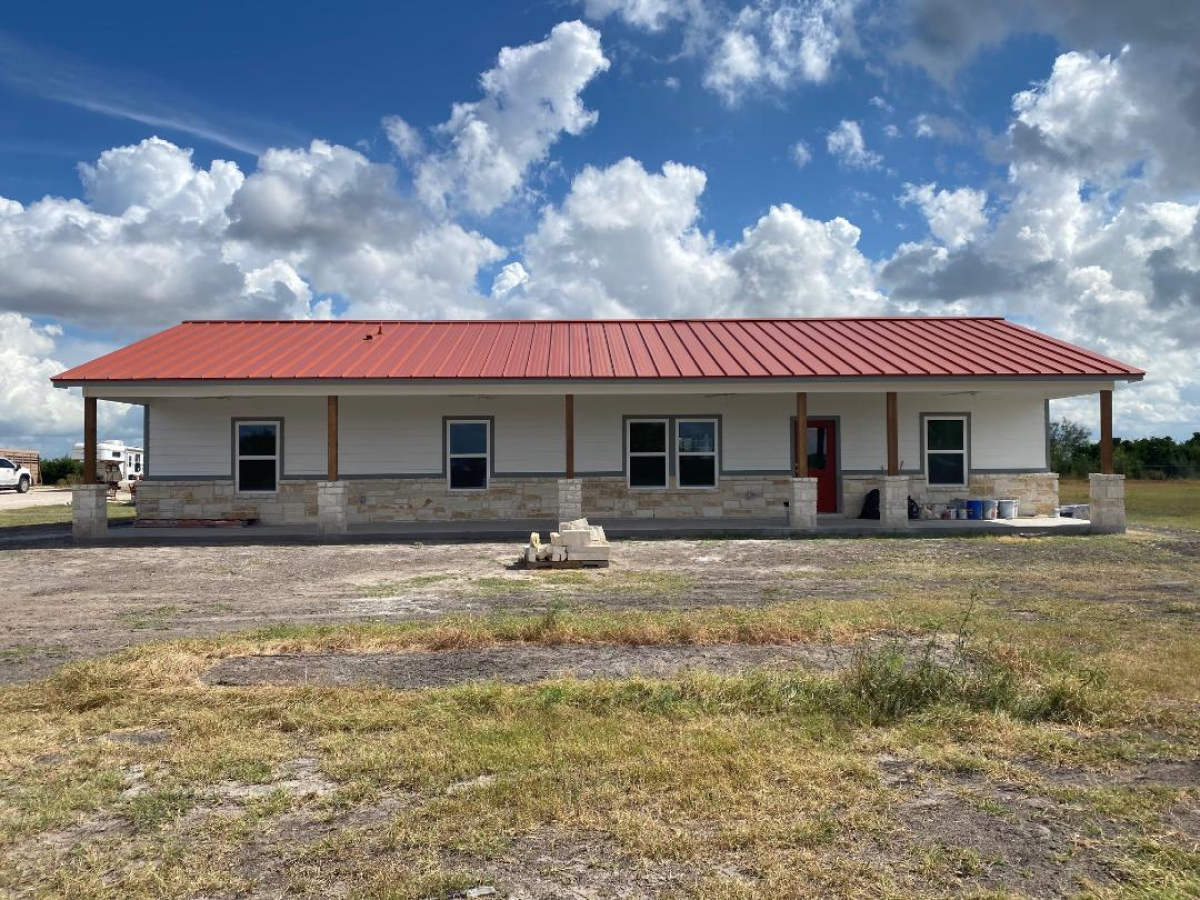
[790,415,842,514]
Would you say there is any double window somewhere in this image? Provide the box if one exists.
[447,419,490,490]
[925,416,968,486]
[235,421,279,493]
[627,418,718,489]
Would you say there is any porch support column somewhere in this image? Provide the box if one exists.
[886,391,899,476]
[557,393,582,525]
[318,395,348,535]
[880,392,909,529]
[326,395,339,481]
[1090,389,1125,533]
[73,395,108,540]
[793,392,808,478]
[788,391,817,531]
[1099,389,1113,475]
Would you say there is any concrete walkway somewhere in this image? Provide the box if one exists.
[99,513,1091,545]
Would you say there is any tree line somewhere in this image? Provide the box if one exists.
[1050,419,1200,479]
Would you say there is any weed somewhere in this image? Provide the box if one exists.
[116,605,180,630]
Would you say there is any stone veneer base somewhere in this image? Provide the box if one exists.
[136,471,1061,526]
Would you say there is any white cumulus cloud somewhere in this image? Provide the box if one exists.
[825,119,882,169]
[704,0,859,104]
[495,157,884,319]
[898,182,988,249]
[411,21,610,216]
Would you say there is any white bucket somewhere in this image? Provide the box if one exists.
[996,498,1019,519]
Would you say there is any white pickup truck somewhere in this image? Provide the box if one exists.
[0,457,32,493]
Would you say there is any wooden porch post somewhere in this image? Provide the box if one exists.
[1100,389,1113,475]
[794,392,808,478]
[565,394,575,479]
[326,395,339,481]
[886,391,899,476]
[83,396,98,484]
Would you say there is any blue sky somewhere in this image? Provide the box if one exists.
[1,3,1056,258]
[1,0,1198,453]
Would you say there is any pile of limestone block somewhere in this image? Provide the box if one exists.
[522,518,611,566]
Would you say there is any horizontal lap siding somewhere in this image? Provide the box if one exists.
[148,398,326,477]
[573,394,793,473]
[339,396,564,474]
[148,390,1048,479]
[897,393,1046,471]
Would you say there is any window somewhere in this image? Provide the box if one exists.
[0,459,12,469]
[676,419,718,488]
[447,419,489,490]
[627,419,668,488]
[925,416,967,486]
[235,421,279,493]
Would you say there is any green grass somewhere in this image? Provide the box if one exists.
[1060,477,1200,530]
[0,501,137,528]
[115,605,181,631]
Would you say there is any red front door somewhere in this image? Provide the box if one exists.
[794,419,838,513]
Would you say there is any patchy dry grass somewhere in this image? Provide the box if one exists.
[3,496,1200,897]
[1,589,1198,898]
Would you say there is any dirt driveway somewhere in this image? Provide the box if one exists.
[0,487,74,511]
[2,529,1196,684]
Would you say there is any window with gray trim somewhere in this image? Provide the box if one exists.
[235,421,279,493]
[627,419,668,488]
[676,418,718,488]
[447,419,489,490]
[925,416,967,486]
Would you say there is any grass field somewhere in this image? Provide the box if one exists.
[0,484,1198,897]
[0,502,136,529]
[1060,478,1200,530]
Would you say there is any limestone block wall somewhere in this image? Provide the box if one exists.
[137,470,1057,524]
[840,472,1060,518]
[346,478,559,523]
[136,480,318,524]
[138,478,559,524]
[582,475,792,519]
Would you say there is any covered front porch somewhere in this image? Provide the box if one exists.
[69,382,1126,540]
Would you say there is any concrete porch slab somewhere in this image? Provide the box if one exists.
[93,513,1093,545]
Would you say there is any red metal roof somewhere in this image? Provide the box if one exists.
[51,317,1144,383]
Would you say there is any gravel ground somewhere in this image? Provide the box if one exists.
[0,530,1194,685]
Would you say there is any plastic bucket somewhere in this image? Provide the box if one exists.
[982,499,998,520]
[997,499,1019,519]
[966,499,984,520]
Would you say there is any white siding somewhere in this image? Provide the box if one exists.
[339,396,564,475]
[147,390,1048,478]
[573,394,793,473]
[148,397,326,478]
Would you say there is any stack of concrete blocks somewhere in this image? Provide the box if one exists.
[317,481,349,535]
[1088,473,1126,534]
[788,477,818,531]
[72,483,109,540]
[522,517,611,565]
[879,475,911,528]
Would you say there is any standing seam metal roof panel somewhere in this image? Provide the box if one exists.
[51,318,1145,383]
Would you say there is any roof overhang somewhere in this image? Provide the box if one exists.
[62,374,1135,402]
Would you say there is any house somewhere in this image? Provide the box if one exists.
[51,317,1142,539]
